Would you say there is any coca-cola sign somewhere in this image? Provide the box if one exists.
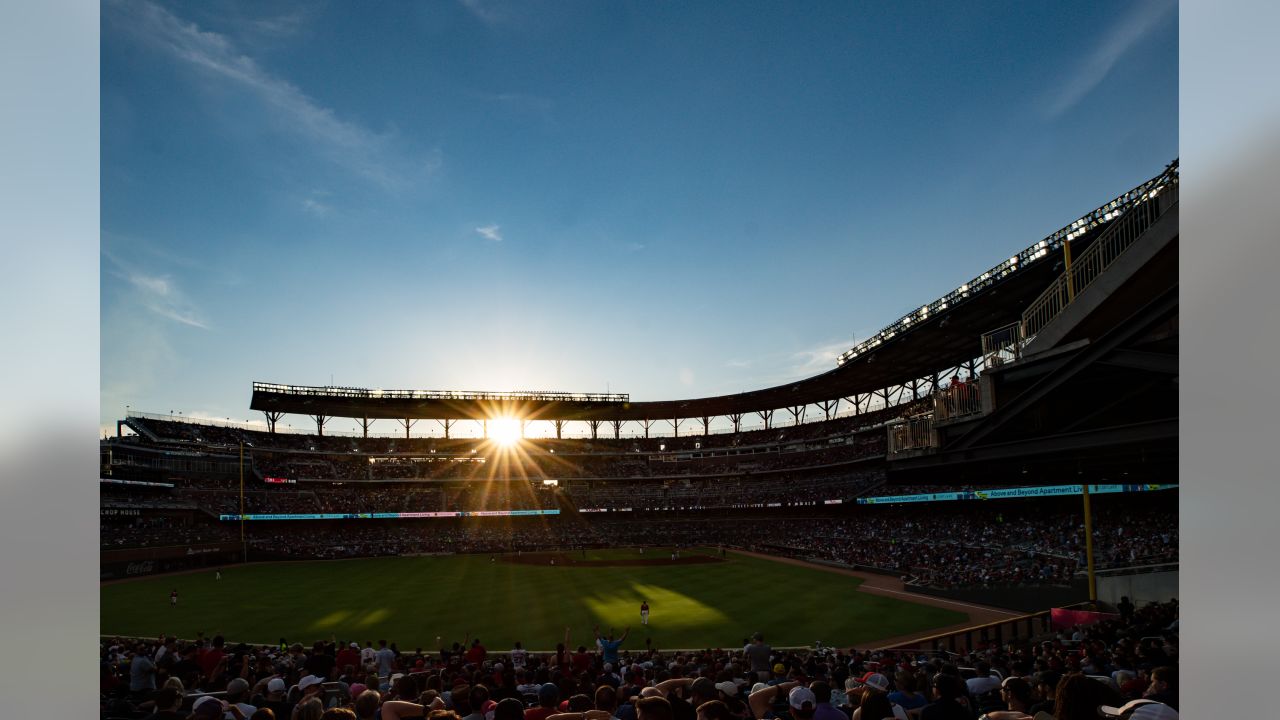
[126,561,156,576]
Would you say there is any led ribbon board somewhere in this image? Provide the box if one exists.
[218,509,561,520]
[855,483,1177,505]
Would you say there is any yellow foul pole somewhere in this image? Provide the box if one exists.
[239,441,246,563]
[1063,237,1076,302]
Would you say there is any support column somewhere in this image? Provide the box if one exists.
[263,411,284,434]
[699,416,711,436]
[642,419,654,438]
[588,420,601,440]
[845,394,862,416]
[931,373,941,395]
[359,417,373,438]
[728,413,743,433]
[398,418,417,439]
[438,418,455,439]
[756,409,773,429]
[669,418,683,437]
[786,405,806,426]
[817,400,837,421]
[310,414,328,436]
[554,420,564,440]
[611,420,623,439]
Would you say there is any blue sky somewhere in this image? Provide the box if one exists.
[101,0,1177,434]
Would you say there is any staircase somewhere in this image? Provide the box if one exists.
[1020,162,1178,352]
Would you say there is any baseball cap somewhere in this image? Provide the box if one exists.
[691,678,717,698]
[860,673,890,693]
[714,681,738,697]
[1099,700,1179,720]
[773,663,786,674]
[350,683,368,697]
[266,678,287,694]
[538,683,560,704]
[350,642,360,648]
[298,675,324,691]
[751,683,769,695]
[191,696,222,719]
[788,687,816,710]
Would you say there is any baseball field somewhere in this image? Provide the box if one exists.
[100,548,968,649]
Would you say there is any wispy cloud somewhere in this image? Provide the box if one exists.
[477,91,556,125]
[245,9,309,38]
[625,242,646,253]
[475,224,503,242]
[460,0,508,26]
[103,249,209,330]
[725,359,751,369]
[107,1,423,188]
[786,339,854,377]
[1043,1,1175,118]
[300,190,332,217]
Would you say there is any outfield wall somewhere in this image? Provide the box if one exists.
[905,579,1090,613]
[1097,566,1178,606]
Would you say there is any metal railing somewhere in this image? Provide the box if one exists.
[980,322,1022,369]
[933,382,983,422]
[887,414,937,455]
[837,160,1178,366]
[1021,163,1179,343]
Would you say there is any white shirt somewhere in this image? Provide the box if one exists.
[966,675,1002,696]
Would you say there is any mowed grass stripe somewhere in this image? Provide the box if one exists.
[102,550,964,649]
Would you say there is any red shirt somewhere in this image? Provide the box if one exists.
[336,648,360,670]
[197,648,224,678]
[526,708,557,720]
[465,644,487,664]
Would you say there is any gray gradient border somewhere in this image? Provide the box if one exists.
[0,0,100,717]
[1181,1,1280,717]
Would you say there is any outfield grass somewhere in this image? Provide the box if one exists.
[101,549,965,649]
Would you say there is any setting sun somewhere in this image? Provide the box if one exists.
[489,417,523,447]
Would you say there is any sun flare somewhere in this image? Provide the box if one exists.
[489,417,523,447]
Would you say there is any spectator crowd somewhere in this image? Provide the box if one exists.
[100,600,1178,720]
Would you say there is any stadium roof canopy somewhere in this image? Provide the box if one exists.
[250,165,1175,425]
